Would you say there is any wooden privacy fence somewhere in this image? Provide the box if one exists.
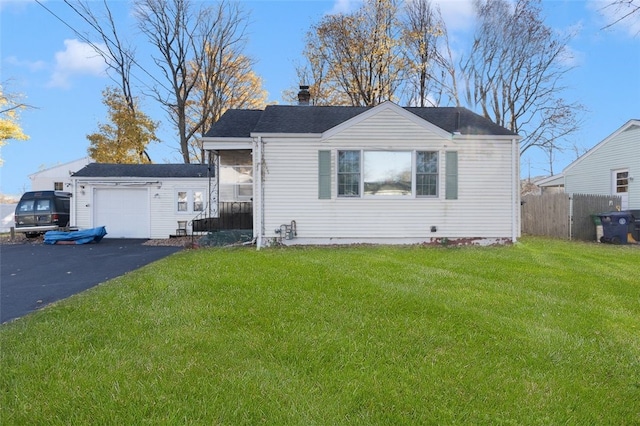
[521,193,621,241]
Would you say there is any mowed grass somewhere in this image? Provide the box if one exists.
[1,237,639,424]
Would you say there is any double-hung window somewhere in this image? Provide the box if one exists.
[177,190,205,213]
[338,151,361,197]
[615,170,629,194]
[336,150,441,198]
[416,151,438,197]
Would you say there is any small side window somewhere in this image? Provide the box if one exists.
[176,189,207,214]
[193,191,204,212]
[177,192,188,212]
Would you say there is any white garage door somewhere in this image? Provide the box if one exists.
[94,188,150,238]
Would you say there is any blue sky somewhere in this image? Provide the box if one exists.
[1,0,639,196]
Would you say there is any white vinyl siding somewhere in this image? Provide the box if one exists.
[176,189,205,214]
[259,107,516,244]
[71,177,214,239]
[564,124,639,210]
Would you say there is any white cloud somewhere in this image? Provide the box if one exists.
[48,39,108,89]
[559,44,585,68]
[327,0,475,29]
[5,55,47,72]
[588,0,640,37]
[433,0,475,33]
[0,0,36,13]
[328,0,362,15]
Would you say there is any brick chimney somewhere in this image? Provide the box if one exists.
[297,85,311,106]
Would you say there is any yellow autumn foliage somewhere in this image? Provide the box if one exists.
[87,87,159,164]
[0,85,29,166]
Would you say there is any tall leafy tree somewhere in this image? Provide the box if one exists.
[0,84,30,166]
[135,0,253,163]
[66,0,263,164]
[187,49,267,161]
[303,0,404,106]
[400,0,447,107]
[87,87,159,163]
[67,1,156,161]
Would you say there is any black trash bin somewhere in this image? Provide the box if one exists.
[597,211,634,244]
[631,210,640,242]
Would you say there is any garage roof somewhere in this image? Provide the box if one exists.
[73,163,212,178]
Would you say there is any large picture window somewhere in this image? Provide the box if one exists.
[337,150,439,198]
[364,151,412,196]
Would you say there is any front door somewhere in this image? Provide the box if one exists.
[612,169,629,210]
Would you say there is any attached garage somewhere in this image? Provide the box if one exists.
[94,188,150,238]
[71,163,214,239]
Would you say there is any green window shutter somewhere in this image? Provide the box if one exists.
[318,150,331,199]
[445,151,458,200]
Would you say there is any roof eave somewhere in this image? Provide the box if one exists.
[563,119,640,174]
[452,134,521,140]
[201,136,253,150]
[251,132,323,139]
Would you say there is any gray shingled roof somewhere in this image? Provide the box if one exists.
[73,163,212,178]
[205,109,264,138]
[204,104,517,137]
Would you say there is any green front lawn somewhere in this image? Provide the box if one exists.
[1,238,639,424]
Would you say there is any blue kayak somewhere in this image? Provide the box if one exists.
[44,226,107,245]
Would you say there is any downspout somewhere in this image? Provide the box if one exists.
[213,150,219,219]
[512,137,520,243]
[71,178,77,228]
[255,136,264,249]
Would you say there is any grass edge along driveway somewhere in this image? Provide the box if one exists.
[1,237,639,425]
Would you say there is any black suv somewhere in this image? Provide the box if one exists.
[14,191,72,237]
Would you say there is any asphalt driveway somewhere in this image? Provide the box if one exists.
[1,239,183,324]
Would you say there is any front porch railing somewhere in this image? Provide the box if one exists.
[190,202,253,233]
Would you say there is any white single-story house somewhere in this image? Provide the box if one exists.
[29,157,93,191]
[201,100,521,248]
[70,163,214,239]
[533,174,564,194]
[538,119,639,211]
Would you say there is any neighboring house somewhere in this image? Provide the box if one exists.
[201,100,521,248]
[71,163,213,239]
[29,157,93,191]
[534,174,564,194]
[538,120,640,210]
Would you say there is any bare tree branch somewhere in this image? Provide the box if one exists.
[460,0,584,156]
[135,0,252,163]
[601,0,640,33]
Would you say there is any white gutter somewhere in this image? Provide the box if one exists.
[512,137,520,242]
[73,180,162,187]
[254,136,264,249]
[71,178,77,228]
